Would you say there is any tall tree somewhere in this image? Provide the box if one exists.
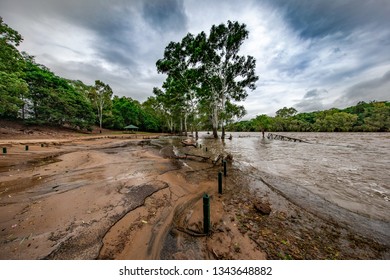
[0,18,28,118]
[156,21,258,138]
[89,80,113,131]
[156,34,201,136]
[197,21,258,138]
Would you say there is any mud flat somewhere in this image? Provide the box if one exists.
[0,134,389,259]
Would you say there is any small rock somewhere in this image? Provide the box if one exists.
[253,200,271,215]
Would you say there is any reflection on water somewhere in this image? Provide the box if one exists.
[158,132,390,245]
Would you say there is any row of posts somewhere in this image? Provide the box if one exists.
[2,144,46,154]
[203,158,227,235]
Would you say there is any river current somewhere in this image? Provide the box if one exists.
[159,132,390,245]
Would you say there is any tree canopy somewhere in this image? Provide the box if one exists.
[0,18,162,132]
[227,101,390,132]
[156,20,258,138]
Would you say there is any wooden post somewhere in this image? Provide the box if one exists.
[203,194,210,234]
[218,171,223,194]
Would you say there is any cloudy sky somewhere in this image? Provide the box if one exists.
[1,0,389,118]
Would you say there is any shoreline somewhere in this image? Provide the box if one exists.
[0,134,389,259]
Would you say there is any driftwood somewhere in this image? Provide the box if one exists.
[184,153,210,161]
[212,154,222,165]
[267,133,309,143]
[181,140,197,147]
[175,226,208,237]
[173,153,210,161]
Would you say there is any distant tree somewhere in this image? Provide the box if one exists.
[362,102,390,131]
[153,87,178,133]
[314,110,357,132]
[141,97,162,132]
[253,114,273,132]
[275,107,298,118]
[89,80,113,130]
[23,56,95,129]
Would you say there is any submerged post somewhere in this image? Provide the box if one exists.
[223,160,227,176]
[203,193,210,234]
[218,171,223,194]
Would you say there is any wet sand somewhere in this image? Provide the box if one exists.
[0,133,389,259]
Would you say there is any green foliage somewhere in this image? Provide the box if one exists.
[1,18,165,132]
[104,96,162,132]
[0,72,28,118]
[0,18,28,118]
[156,20,258,138]
[23,57,95,129]
[228,102,389,132]
[275,107,297,118]
[89,80,113,129]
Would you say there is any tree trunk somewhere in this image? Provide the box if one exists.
[184,113,188,136]
[221,94,226,139]
[212,126,218,139]
[211,104,219,139]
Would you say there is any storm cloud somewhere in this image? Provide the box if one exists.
[1,0,389,117]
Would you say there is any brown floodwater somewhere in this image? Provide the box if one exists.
[156,132,390,246]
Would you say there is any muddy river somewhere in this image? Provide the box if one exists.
[165,132,390,245]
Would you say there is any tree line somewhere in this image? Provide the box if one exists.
[1,18,257,135]
[1,18,162,132]
[227,101,390,132]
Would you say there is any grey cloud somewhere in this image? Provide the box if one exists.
[142,0,187,33]
[335,70,390,108]
[294,89,328,112]
[304,89,321,99]
[267,0,390,39]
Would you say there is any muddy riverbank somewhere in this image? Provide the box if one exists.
[0,133,389,259]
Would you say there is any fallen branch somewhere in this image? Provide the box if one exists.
[181,140,197,147]
[212,154,222,165]
[184,153,210,161]
[267,133,309,143]
[176,226,208,237]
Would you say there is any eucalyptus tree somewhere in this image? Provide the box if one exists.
[156,34,200,135]
[89,80,113,131]
[153,86,183,133]
[196,20,258,138]
[156,21,258,138]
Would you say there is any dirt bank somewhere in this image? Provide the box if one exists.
[0,131,388,259]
